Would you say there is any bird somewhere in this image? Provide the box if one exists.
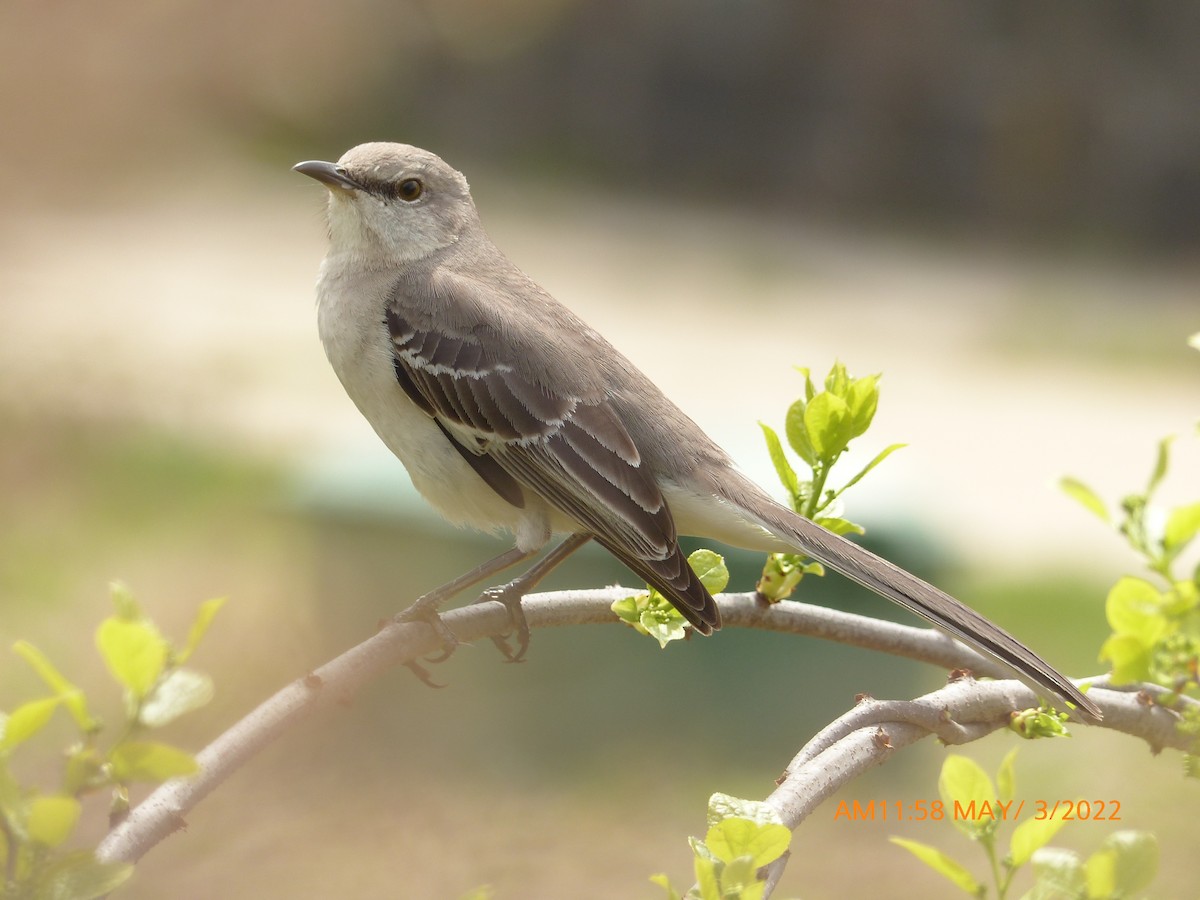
[295,142,1100,722]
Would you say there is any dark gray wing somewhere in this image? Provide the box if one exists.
[385,305,721,634]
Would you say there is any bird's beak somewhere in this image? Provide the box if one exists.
[293,160,361,192]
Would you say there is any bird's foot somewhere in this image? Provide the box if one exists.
[395,602,461,686]
[403,658,446,689]
[473,581,532,662]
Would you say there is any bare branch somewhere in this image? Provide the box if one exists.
[716,593,1006,676]
[95,588,1195,871]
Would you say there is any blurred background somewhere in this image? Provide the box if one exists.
[1,2,1197,897]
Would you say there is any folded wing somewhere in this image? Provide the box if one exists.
[385,295,721,633]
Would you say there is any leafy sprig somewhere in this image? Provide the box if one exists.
[0,584,222,899]
[613,550,729,647]
[758,362,905,602]
[892,752,1158,899]
[1060,400,1199,771]
[652,793,793,900]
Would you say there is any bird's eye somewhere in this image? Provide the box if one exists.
[397,179,423,202]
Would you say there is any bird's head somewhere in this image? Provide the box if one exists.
[294,143,477,264]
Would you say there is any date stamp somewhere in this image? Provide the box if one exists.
[834,798,1122,823]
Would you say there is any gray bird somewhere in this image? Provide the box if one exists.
[295,142,1100,722]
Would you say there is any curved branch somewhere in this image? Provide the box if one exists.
[771,677,1195,831]
[95,589,1194,869]
[755,677,1197,895]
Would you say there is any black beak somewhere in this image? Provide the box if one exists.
[293,160,361,192]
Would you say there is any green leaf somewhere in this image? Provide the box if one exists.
[737,879,766,900]
[804,392,852,459]
[18,639,68,676]
[1084,843,1117,897]
[1147,436,1173,497]
[889,837,982,896]
[33,851,134,900]
[1089,831,1158,897]
[1029,847,1085,899]
[760,423,800,502]
[689,834,717,864]
[1098,634,1153,684]
[1163,579,1198,615]
[108,741,199,783]
[12,642,96,732]
[1009,809,1069,868]
[1164,501,1200,553]
[0,696,60,751]
[648,873,682,900]
[138,668,214,728]
[95,616,169,699]
[611,595,644,627]
[824,360,850,396]
[178,597,227,664]
[719,855,763,899]
[938,755,997,841]
[835,443,906,499]
[1059,477,1110,523]
[784,399,816,467]
[844,373,881,439]
[27,794,81,847]
[693,856,721,900]
[814,516,865,536]
[796,366,815,402]
[705,818,790,867]
[996,747,1018,804]
[1104,577,1167,643]
[640,610,689,648]
[688,549,729,595]
[615,584,696,646]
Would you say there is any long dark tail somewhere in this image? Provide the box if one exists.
[726,476,1101,722]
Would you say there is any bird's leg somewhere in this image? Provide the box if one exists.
[396,546,534,678]
[479,533,592,662]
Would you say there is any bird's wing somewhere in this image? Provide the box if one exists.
[384,297,721,634]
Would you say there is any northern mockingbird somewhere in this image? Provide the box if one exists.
[295,142,1100,721]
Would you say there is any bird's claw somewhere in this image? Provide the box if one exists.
[475,583,531,662]
[395,603,461,680]
[404,659,447,689]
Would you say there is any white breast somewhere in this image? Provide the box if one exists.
[314,256,556,551]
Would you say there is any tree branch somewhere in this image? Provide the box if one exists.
[95,589,1195,872]
[755,677,1197,896]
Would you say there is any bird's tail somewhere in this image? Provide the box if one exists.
[719,473,1102,722]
